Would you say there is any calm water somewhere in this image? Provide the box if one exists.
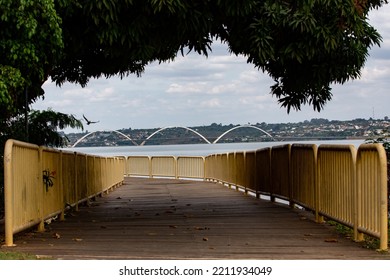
[63,139,366,157]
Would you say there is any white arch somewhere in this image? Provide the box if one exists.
[213,125,274,144]
[140,126,211,146]
[71,130,138,147]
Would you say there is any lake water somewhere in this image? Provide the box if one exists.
[63,139,366,157]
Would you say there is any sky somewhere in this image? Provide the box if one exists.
[33,5,390,133]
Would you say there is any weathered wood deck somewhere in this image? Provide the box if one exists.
[1,177,389,259]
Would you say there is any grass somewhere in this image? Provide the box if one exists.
[0,232,53,260]
[327,219,390,251]
[0,251,48,260]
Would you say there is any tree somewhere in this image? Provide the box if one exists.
[0,0,63,121]
[51,0,387,112]
[3,108,84,147]
[0,109,83,217]
[0,0,388,141]
[0,1,388,118]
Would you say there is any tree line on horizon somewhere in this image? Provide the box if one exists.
[64,117,389,147]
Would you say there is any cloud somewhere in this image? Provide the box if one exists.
[360,63,390,83]
[208,83,238,95]
[119,99,142,109]
[200,98,222,108]
[90,87,116,102]
[166,82,206,94]
[239,70,263,83]
[33,5,390,132]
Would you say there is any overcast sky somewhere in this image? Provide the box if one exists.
[33,5,390,132]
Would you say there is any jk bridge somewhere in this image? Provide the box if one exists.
[71,124,275,147]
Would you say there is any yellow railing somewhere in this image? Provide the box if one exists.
[3,140,388,250]
[255,148,271,196]
[126,155,151,177]
[317,145,357,233]
[357,144,388,250]
[124,144,386,251]
[126,155,205,179]
[290,144,317,213]
[3,139,125,246]
[270,144,291,202]
[177,156,205,179]
[201,143,388,251]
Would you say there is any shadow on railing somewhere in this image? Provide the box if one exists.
[3,139,125,246]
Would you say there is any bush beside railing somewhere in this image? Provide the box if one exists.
[3,139,125,246]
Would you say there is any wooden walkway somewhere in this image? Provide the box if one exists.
[1,177,389,260]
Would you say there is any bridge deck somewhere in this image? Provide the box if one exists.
[1,177,389,260]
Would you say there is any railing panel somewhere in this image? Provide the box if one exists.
[290,144,317,211]
[102,157,108,188]
[227,153,236,185]
[116,157,126,183]
[62,151,77,205]
[177,156,205,179]
[270,145,291,200]
[86,156,97,197]
[204,153,231,184]
[317,145,356,227]
[76,153,87,200]
[255,148,271,194]
[245,151,256,192]
[151,156,176,177]
[4,139,124,246]
[101,157,108,189]
[204,155,214,180]
[235,152,246,188]
[218,153,227,183]
[357,144,388,250]
[41,148,63,218]
[214,154,224,182]
[4,141,41,236]
[219,154,227,183]
[127,156,150,177]
[115,156,127,176]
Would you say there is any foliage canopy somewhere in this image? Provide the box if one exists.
[0,0,63,120]
[51,0,387,112]
[0,0,388,117]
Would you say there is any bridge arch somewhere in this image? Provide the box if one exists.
[72,130,138,147]
[213,125,274,144]
[140,126,211,146]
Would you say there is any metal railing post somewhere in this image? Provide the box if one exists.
[59,151,65,221]
[4,140,15,247]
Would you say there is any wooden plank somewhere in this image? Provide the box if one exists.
[1,177,389,259]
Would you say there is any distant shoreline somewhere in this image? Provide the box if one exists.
[64,117,388,148]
